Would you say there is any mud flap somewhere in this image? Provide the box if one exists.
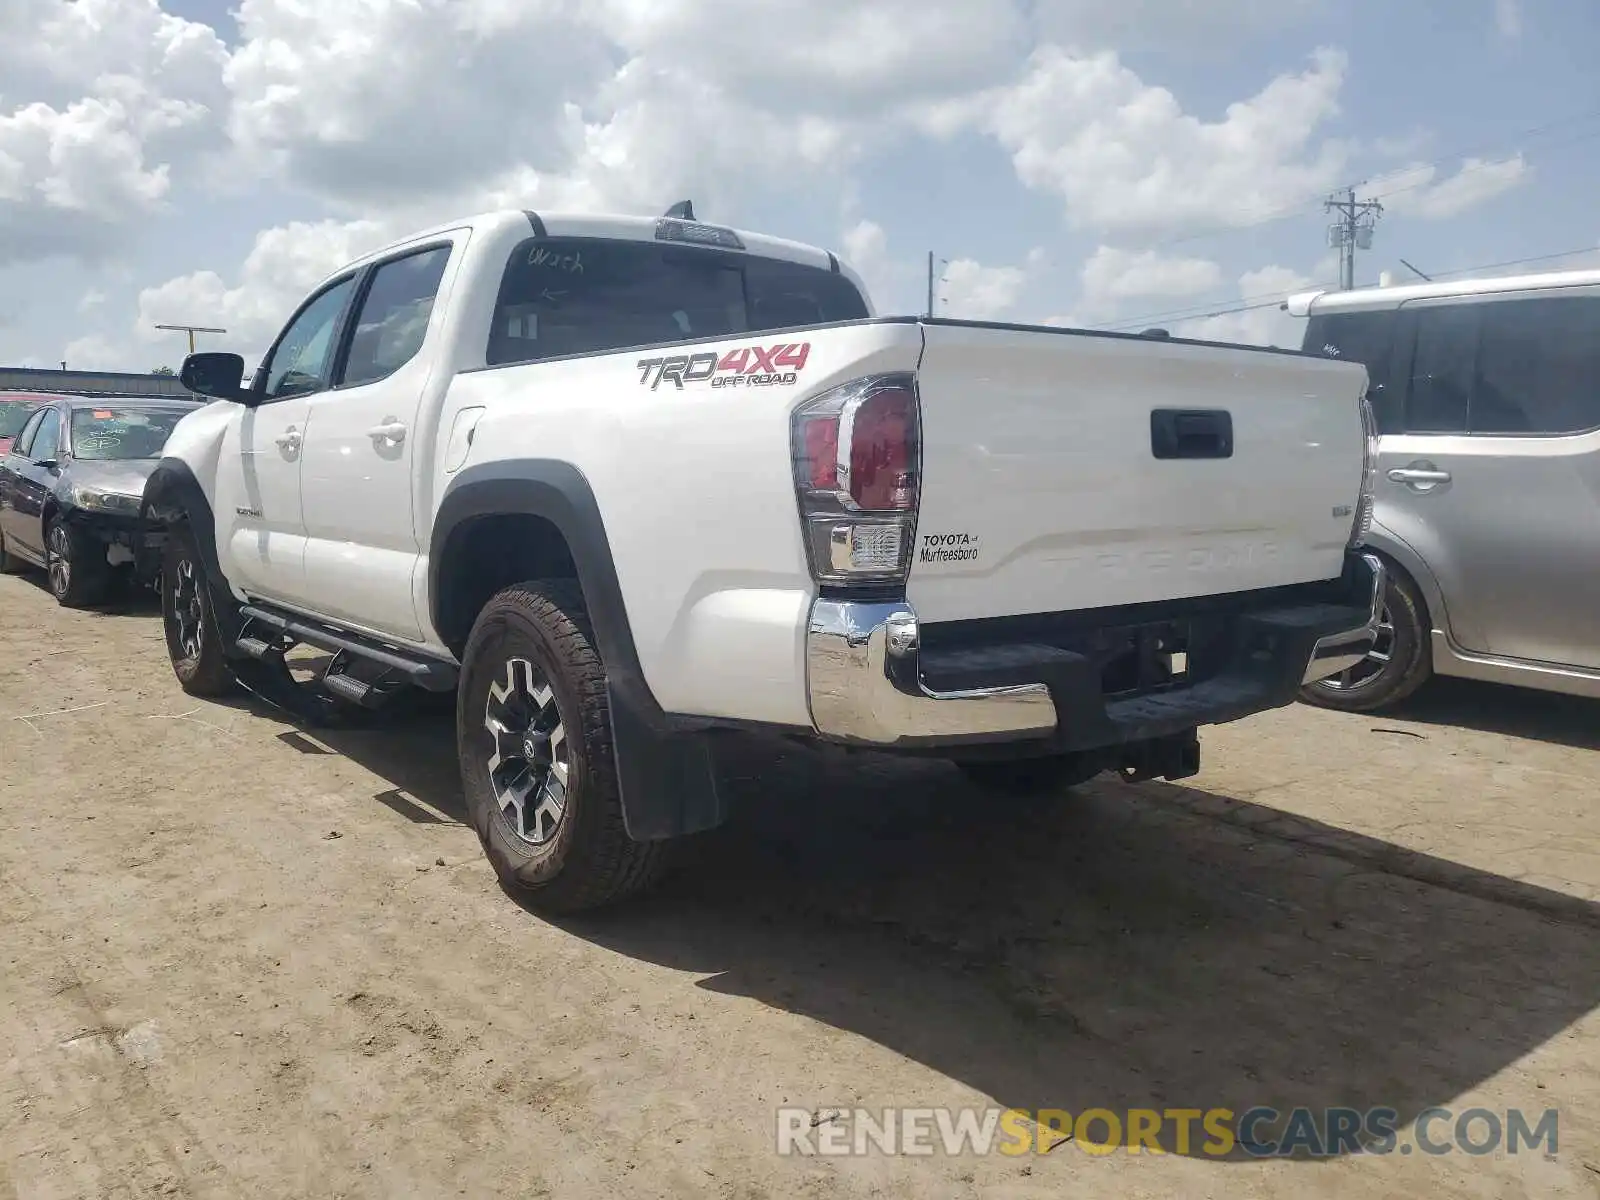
[606,680,725,841]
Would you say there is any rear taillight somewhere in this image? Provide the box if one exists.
[1350,391,1379,549]
[792,374,920,585]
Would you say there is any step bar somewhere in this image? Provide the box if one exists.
[235,603,459,692]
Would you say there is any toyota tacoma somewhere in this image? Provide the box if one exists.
[142,203,1383,913]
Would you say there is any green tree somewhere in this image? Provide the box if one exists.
[151,365,176,376]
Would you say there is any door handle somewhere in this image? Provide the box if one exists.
[1387,468,1451,484]
[274,426,302,450]
[367,421,407,444]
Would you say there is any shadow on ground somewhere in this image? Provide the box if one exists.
[292,696,1599,1163]
[1384,676,1600,752]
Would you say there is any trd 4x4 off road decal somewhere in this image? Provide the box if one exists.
[636,341,811,391]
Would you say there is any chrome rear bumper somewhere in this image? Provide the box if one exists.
[804,552,1387,751]
[806,600,1058,747]
[1299,553,1387,686]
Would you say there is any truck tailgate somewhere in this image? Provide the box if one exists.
[907,322,1368,623]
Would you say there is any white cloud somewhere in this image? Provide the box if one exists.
[62,333,128,371]
[591,0,1029,112]
[136,217,394,364]
[940,257,1029,319]
[1080,246,1223,314]
[1495,0,1522,38]
[0,0,1567,371]
[0,0,228,267]
[927,46,1350,238]
[838,219,1037,318]
[841,219,906,311]
[1032,0,1324,53]
[1371,155,1528,220]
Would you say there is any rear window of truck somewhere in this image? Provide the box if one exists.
[486,237,868,366]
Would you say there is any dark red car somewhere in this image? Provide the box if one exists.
[0,393,56,455]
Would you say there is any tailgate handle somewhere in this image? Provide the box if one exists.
[1151,409,1233,460]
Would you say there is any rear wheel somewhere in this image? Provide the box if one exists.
[45,517,109,608]
[1299,567,1432,713]
[458,580,669,914]
[161,525,237,697]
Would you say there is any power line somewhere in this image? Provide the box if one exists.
[1091,115,1600,331]
[1365,123,1600,207]
[1099,244,1600,333]
[1142,107,1600,255]
[1100,282,1339,332]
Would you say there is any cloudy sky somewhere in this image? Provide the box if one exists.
[2,0,1595,372]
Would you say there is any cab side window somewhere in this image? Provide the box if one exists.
[260,276,357,401]
[1472,295,1600,435]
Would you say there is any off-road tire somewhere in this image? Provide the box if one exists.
[1299,565,1432,713]
[956,753,1105,796]
[161,523,238,697]
[457,579,669,914]
[44,516,109,608]
[0,529,25,574]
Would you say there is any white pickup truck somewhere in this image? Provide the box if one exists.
[144,203,1384,913]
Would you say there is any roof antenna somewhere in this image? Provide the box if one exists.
[663,200,695,221]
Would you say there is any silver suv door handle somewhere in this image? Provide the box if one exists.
[1388,468,1451,484]
[274,426,301,450]
[367,421,407,444]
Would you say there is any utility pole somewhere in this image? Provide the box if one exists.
[1325,188,1383,291]
[154,323,228,356]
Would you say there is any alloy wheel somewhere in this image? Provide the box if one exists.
[483,656,570,846]
[46,524,71,597]
[1316,602,1396,692]
[170,556,205,660]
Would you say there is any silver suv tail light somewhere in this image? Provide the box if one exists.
[1350,392,1379,549]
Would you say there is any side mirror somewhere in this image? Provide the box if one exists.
[34,459,59,472]
[180,351,249,403]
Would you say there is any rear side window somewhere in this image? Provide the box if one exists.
[1406,305,1477,434]
[1472,295,1600,435]
[340,245,452,388]
[486,237,869,367]
[1302,310,1400,432]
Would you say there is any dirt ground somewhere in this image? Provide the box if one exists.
[1,571,1597,1200]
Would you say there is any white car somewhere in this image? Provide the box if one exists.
[143,204,1382,913]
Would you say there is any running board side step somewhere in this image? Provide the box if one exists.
[235,603,459,692]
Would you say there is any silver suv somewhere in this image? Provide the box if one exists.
[1287,268,1600,712]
